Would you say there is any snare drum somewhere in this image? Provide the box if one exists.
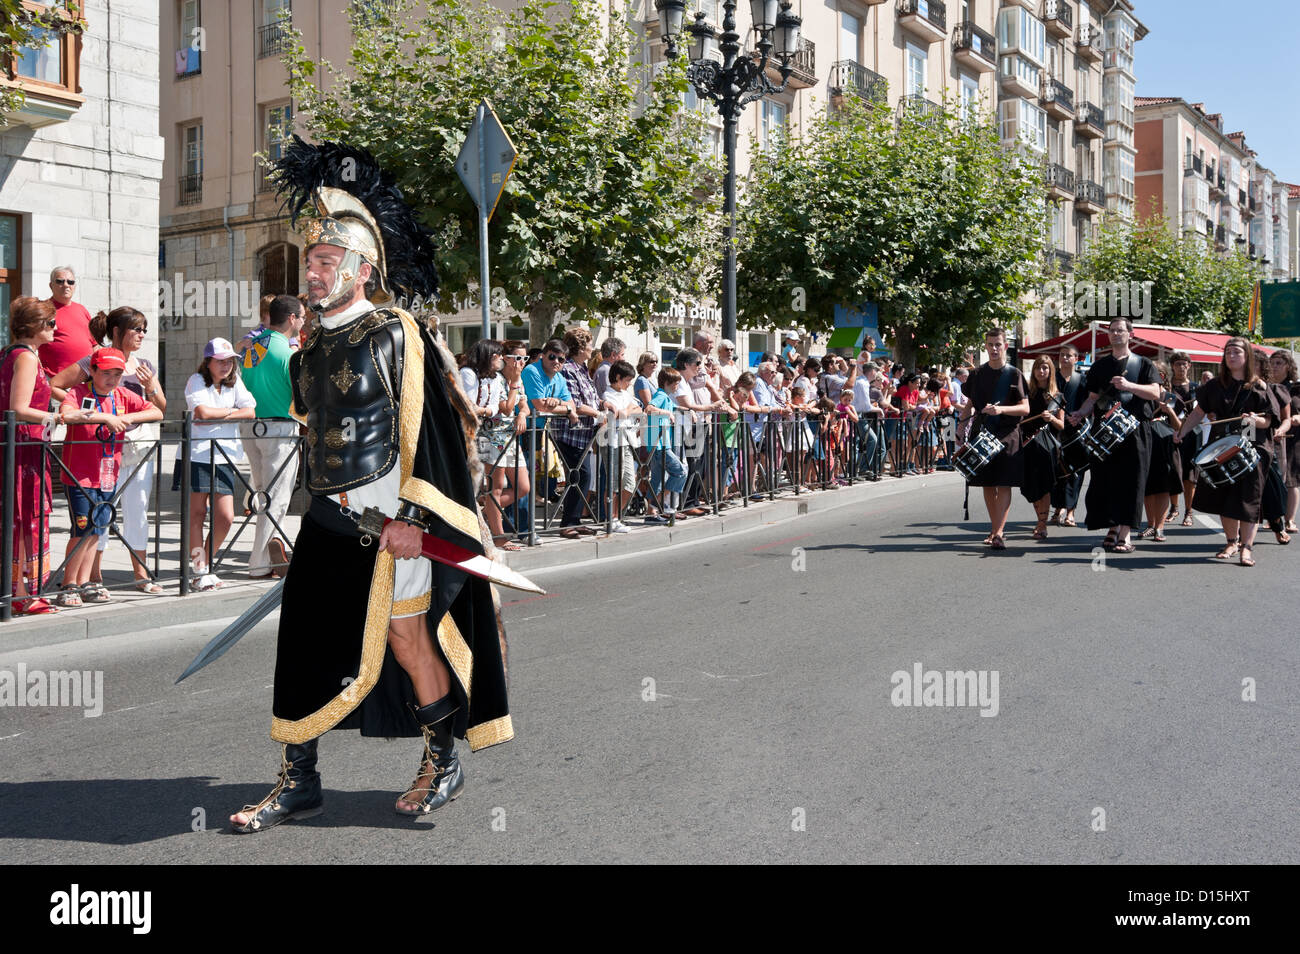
[1193,435,1260,488]
[1057,419,1092,478]
[1082,406,1139,462]
[954,429,1006,481]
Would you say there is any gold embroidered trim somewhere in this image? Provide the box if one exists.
[399,476,480,541]
[299,365,315,397]
[348,309,397,345]
[325,427,347,449]
[466,714,514,752]
[270,547,396,744]
[436,612,473,704]
[331,359,361,394]
[392,593,431,616]
[396,308,423,491]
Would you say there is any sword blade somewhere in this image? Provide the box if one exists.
[422,533,545,594]
[174,579,285,684]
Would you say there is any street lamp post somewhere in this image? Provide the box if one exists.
[656,0,802,346]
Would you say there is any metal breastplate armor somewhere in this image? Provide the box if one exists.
[291,308,405,495]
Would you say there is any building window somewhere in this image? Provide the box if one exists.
[179,123,203,206]
[258,0,293,58]
[176,0,202,78]
[999,98,1047,153]
[905,42,926,98]
[4,2,83,100]
[759,99,787,150]
[257,242,299,296]
[960,74,979,123]
[259,101,293,192]
[998,6,1046,66]
[840,11,860,64]
[0,213,20,348]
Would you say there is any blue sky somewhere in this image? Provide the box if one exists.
[1136,1,1300,184]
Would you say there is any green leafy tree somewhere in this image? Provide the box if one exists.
[1070,213,1262,334]
[737,96,1045,368]
[0,0,86,124]
[284,0,720,346]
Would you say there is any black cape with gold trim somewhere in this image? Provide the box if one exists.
[269,308,511,752]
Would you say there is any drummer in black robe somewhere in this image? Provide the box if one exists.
[1067,317,1161,553]
[1141,360,1183,542]
[1050,344,1088,527]
[1267,350,1300,533]
[957,327,1028,549]
[1021,354,1065,539]
[1174,338,1279,567]
[1167,352,1198,526]
[1258,349,1293,545]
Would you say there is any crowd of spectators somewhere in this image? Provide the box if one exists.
[2,269,305,613]
[458,327,974,542]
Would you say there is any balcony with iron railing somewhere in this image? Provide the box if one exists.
[1075,179,1104,213]
[897,0,947,44]
[1076,101,1104,138]
[829,60,888,107]
[1184,154,1203,176]
[1215,225,1227,248]
[1204,220,1214,240]
[1043,0,1073,38]
[1239,188,1247,206]
[1049,248,1074,272]
[1040,76,1074,119]
[897,92,943,125]
[1077,23,1102,61]
[178,174,202,206]
[1045,162,1075,200]
[1249,243,1257,259]
[258,18,293,58]
[256,162,278,195]
[760,36,816,89]
[952,20,996,73]
[1210,168,1225,196]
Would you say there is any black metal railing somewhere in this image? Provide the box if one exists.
[1217,169,1227,192]
[1077,102,1104,133]
[178,174,202,206]
[1239,188,1247,205]
[1215,225,1227,245]
[1043,0,1073,32]
[256,163,277,194]
[898,92,943,124]
[257,18,293,58]
[1041,76,1074,113]
[1184,154,1203,176]
[952,20,996,64]
[788,36,815,85]
[830,60,888,106]
[1249,243,1257,258]
[897,0,946,32]
[1049,248,1074,272]
[1046,162,1076,194]
[1076,179,1104,207]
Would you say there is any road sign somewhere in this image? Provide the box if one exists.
[456,99,517,222]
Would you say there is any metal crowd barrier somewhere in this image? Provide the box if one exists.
[1,410,306,620]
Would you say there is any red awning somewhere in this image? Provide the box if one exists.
[1020,324,1275,363]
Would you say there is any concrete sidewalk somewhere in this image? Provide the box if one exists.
[0,472,960,652]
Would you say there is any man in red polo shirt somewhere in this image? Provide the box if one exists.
[40,265,96,375]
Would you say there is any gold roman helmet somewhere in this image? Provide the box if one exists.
[300,186,393,310]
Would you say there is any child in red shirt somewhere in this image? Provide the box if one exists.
[57,348,162,605]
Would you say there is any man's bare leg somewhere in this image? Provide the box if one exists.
[389,613,455,812]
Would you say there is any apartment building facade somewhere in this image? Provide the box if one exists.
[0,0,162,357]
[156,0,1146,372]
[1134,99,1290,282]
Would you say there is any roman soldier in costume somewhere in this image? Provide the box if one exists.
[230,138,512,833]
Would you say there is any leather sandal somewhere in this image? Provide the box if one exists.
[1181,513,1194,527]
[1215,540,1240,560]
[1239,546,1255,567]
[989,534,1006,550]
[1112,541,1135,553]
[231,741,323,834]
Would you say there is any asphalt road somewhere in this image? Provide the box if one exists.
[1,475,1295,863]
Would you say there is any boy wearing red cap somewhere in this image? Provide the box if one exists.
[56,349,163,605]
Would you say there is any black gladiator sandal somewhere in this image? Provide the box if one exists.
[396,695,465,817]
[231,740,323,834]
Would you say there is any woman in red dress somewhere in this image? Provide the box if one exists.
[1,298,63,613]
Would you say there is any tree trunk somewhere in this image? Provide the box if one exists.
[892,325,918,371]
[528,299,557,350]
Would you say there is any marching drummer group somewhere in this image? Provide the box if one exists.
[955,319,1300,568]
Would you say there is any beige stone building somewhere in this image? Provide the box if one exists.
[1,0,161,361]
[156,0,1147,372]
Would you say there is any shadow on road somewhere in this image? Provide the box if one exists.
[0,779,455,842]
